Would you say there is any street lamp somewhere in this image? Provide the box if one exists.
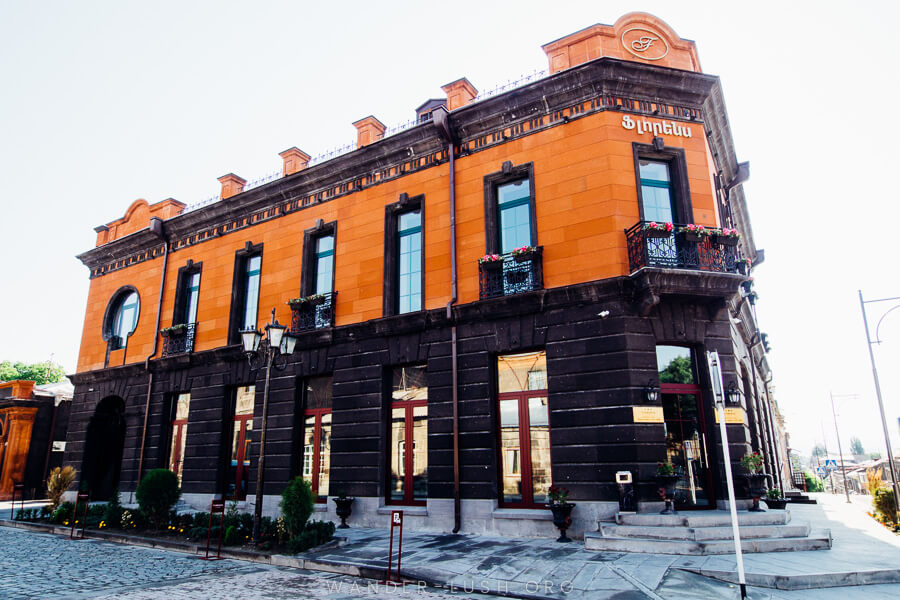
[858,290,900,525]
[241,308,299,543]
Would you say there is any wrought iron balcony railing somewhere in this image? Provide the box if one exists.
[161,322,197,357]
[479,247,544,300]
[625,222,741,274]
[289,291,337,333]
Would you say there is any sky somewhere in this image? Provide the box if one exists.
[2,0,899,462]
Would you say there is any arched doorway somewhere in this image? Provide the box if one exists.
[81,396,126,500]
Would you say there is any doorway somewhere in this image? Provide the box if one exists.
[81,396,126,500]
[657,346,715,510]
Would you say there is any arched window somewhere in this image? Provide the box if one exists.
[105,289,140,350]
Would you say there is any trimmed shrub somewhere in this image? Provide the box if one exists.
[103,489,124,529]
[135,469,181,530]
[804,471,824,493]
[286,520,335,554]
[280,477,314,538]
[224,525,239,546]
[50,502,74,524]
[874,488,897,524]
[46,466,76,512]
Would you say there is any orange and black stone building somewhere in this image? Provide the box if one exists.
[66,13,785,538]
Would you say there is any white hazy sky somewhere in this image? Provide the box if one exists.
[2,1,899,461]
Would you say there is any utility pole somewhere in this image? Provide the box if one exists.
[830,392,851,503]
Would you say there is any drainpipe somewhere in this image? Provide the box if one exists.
[433,108,461,533]
[135,217,169,501]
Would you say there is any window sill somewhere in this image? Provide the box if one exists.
[377,505,427,516]
[492,508,553,520]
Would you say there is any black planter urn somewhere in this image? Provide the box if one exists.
[333,497,355,528]
[765,498,788,510]
[656,474,679,514]
[546,503,575,542]
[745,474,769,512]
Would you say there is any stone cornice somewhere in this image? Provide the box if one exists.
[78,58,720,277]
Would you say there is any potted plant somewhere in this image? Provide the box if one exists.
[714,227,741,247]
[765,488,788,510]
[655,462,679,515]
[332,493,355,529]
[159,323,187,336]
[546,485,574,543]
[736,257,752,276]
[642,221,674,238]
[741,451,769,512]
[478,254,503,271]
[678,224,711,243]
[512,245,538,263]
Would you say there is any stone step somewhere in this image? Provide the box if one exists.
[616,510,790,528]
[584,529,832,555]
[598,522,811,541]
[784,492,817,504]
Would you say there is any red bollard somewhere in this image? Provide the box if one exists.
[10,482,24,520]
[387,510,404,583]
[201,499,226,560]
[70,492,89,539]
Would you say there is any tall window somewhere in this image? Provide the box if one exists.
[397,210,422,314]
[497,351,551,508]
[498,179,533,253]
[168,393,190,485]
[300,376,332,502]
[314,235,334,295]
[107,290,139,350]
[227,386,255,500]
[389,365,427,505]
[639,160,675,223]
[183,272,201,324]
[242,255,261,330]
[229,246,263,344]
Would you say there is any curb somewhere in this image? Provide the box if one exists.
[678,567,900,591]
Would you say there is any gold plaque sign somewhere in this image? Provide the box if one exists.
[714,407,746,425]
[632,406,665,423]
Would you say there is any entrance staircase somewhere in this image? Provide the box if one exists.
[785,490,817,504]
[584,509,832,555]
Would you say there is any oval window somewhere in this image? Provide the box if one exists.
[107,290,139,350]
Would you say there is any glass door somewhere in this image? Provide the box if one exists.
[662,389,714,509]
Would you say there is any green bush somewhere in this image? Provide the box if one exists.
[280,477,314,538]
[50,502,74,524]
[224,525,239,545]
[135,469,181,530]
[874,488,897,524]
[104,489,124,529]
[804,471,824,493]
[286,520,335,554]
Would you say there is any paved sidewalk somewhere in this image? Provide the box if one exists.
[295,493,900,599]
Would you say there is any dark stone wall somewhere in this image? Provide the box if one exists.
[66,277,757,505]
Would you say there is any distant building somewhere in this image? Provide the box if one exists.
[65,13,783,538]
[0,380,72,500]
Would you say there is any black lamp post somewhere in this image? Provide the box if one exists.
[241,308,298,543]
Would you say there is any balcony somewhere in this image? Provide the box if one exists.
[479,247,543,300]
[160,322,196,357]
[625,222,741,274]
[289,291,337,333]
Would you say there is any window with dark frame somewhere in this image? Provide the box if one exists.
[172,261,202,327]
[483,162,537,255]
[167,393,190,485]
[632,142,693,225]
[301,222,337,297]
[228,243,262,345]
[299,376,332,503]
[383,194,424,317]
[497,351,551,508]
[226,385,255,501]
[388,365,428,505]
[105,289,140,350]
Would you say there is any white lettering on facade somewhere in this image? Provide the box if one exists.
[621,114,692,139]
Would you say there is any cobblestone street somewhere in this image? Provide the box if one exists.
[0,526,497,600]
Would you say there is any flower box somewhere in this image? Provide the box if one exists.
[714,235,739,247]
[682,232,704,243]
[642,222,674,238]
[512,246,539,263]
[479,254,503,271]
